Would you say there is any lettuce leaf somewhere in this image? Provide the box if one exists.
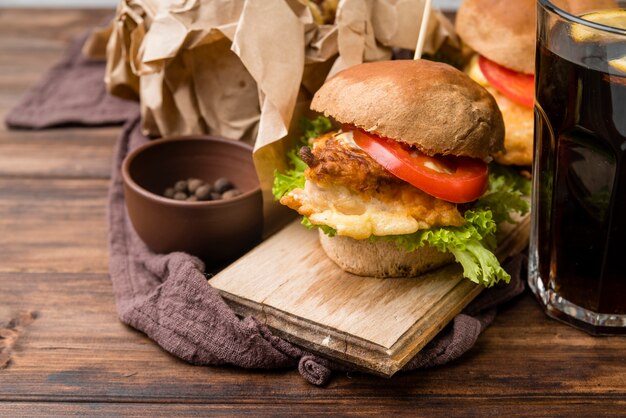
[474,164,531,224]
[272,148,307,201]
[300,116,333,144]
[272,119,530,287]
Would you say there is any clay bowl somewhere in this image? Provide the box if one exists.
[122,136,263,266]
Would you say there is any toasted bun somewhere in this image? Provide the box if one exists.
[456,0,535,74]
[311,60,504,159]
[319,231,454,278]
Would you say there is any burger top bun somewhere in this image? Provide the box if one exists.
[311,60,505,160]
[455,0,536,74]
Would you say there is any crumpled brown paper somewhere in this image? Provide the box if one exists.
[94,0,460,231]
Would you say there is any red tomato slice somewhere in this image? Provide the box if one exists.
[478,55,534,108]
[353,129,488,203]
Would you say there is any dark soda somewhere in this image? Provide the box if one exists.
[534,24,626,315]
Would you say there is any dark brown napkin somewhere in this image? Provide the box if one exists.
[5,33,137,129]
[6,35,527,386]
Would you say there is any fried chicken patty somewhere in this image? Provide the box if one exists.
[300,131,402,193]
[279,130,465,239]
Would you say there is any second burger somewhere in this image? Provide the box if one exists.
[456,0,536,166]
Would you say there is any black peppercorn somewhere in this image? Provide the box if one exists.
[174,180,188,192]
[214,177,234,194]
[222,189,242,199]
[195,184,212,200]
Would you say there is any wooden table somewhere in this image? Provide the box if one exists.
[1,9,625,416]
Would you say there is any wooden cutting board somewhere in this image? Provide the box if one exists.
[209,215,530,377]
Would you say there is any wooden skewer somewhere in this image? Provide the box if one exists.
[413,0,432,60]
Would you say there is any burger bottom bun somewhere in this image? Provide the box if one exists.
[319,230,454,278]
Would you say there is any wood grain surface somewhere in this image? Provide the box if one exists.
[210,216,528,376]
[1,8,626,416]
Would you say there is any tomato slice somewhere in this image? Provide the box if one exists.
[353,129,488,203]
[478,55,534,108]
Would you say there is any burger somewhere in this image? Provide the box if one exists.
[455,0,618,166]
[273,60,529,287]
[455,0,536,166]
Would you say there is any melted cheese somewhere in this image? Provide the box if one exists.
[304,181,422,239]
[466,55,490,87]
[281,180,464,240]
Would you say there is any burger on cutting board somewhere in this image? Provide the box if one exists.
[455,0,619,166]
[273,60,530,287]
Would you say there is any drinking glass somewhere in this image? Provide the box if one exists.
[530,0,626,334]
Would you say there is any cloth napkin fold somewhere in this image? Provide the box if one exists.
[5,35,526,386]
